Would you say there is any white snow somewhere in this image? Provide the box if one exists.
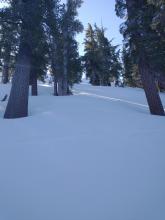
[0,82,165,220]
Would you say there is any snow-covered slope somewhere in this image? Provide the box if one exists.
[0,83,165,220]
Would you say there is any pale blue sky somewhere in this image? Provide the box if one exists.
[76,0,123,54]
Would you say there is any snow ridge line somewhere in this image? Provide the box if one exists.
[74,91,149,108]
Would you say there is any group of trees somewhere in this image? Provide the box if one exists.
[0,0,165,118]
[116,0,165,116]
[83,23,122,86]
[0,0,83,118]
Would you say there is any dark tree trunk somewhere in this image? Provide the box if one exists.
[125,0,164,116]
[138,57,165,116]
[54,76,58,96]
[58,76,63,96]
[50,36,61,96]
[31,72,38,96]
[67,85,72,95]
[62,33,68,96]
[4,43,31,119]
[2,49,11,84]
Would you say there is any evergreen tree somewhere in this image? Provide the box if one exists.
[0,0,83,118]
[61,0,83,95]
[45,0,83,96]
[44,0,63,96]
[84,23,122,86]
[1,0,47,118]
[116,0,165,115]
[83,23,99,85]
[0,3,18,84]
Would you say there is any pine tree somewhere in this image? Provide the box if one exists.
[83,23,99,85]
[0,3,18,84]
[1,0,46,118]
[84,23,122,86]
[61,0,83,95]
[45,0,64,96]
[116,0,165,116]
[46,0,83,96]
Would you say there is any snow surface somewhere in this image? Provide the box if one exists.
[0,82,165,220]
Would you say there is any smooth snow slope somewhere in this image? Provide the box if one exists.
[0,83,165,220]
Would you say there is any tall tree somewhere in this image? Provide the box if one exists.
[116,0,165,115]
[1,0,46,118]
[61,0,83,95]
[83,23,99,85]
[0,3,18,84]
[45,0,64,96]
[84,23,122,86]
[46,0,83,96]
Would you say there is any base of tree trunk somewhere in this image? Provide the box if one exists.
[54,79,58,96]
[62,78,68,96]
[4,43,31,119]
[58,77,63,96]
[139,58,165,116]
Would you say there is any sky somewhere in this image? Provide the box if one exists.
[0,1,123,55]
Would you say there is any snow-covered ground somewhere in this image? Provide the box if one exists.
[0,83,165,220]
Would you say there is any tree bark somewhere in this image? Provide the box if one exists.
[54,76,58,96]
[31,73,38,96]
[4,42,31,119]
[138,57,165,116]
[58,76,63,96]
[62,32,68,96]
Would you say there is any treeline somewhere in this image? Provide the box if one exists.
[0,0,83,118]
[116,0,165,115]
[0,0,165,118]
[83,24,122,86]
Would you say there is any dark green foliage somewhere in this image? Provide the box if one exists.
[45,0,83,96]
[67,38,83,87]
[122,46,142,87]
[83,23,122,86]
[0,0,83,117]
[115,0,165,115]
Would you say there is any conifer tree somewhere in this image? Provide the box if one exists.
[1,0,46,118]
[83,23,99,85]
[116,0,165,115]
[0,3,18,84]
[46,0,83,96]
[61,0,83,95]
[84,23,122,86]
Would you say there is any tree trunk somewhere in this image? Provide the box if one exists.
[62,33,68,96]
[54,76,58,96]
[4,43,31,119]
[138,57,165,116]
[31,73,38,96]
[58,76,63,96]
